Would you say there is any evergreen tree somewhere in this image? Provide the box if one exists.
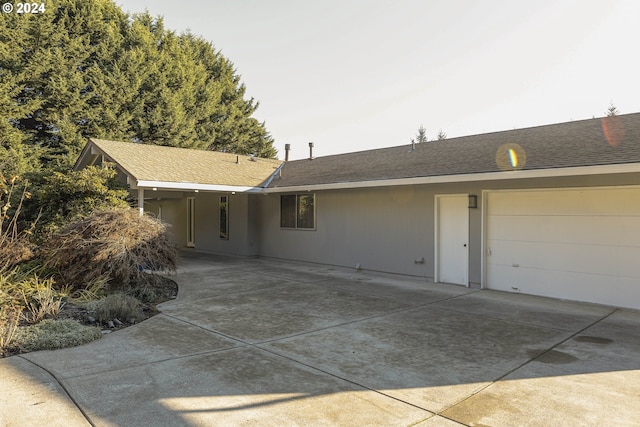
[436,129,447,140]
[606,102,619,117]
[1,0,277,231]
[34,165,129,230]
[411,125,428,144]
[0,0,276,171]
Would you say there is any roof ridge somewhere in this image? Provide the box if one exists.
[272,112,640,188]
[285,112,640,163]
[89,138,281,164]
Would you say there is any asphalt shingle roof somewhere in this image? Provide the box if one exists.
[86,139,282,187]
[269,113,640,188]
[80,114,640,191]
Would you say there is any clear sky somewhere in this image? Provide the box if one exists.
[116,0,640,160]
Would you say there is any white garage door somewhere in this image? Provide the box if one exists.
[485,187,640,309]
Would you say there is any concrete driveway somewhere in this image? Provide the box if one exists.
[2,252,640,426]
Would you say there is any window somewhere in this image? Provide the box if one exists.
[219,196,229,239]
[187,197,195,247]
[280,194,315,229]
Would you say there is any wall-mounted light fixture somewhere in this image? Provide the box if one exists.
[468,195,478,208]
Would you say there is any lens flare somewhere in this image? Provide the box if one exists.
[508,148,518,168]
[601,116,625,147]
[496,143,526,171]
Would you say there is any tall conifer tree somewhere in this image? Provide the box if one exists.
[0,0,276,173]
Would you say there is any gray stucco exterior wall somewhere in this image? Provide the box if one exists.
[257,186,435,279]
[152,192,259,257]
[255,172,640,285]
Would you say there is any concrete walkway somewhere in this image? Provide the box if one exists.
[2,252,640,426]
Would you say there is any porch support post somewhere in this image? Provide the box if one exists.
[137,188,144,217]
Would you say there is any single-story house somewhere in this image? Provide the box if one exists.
[75,113,640,309]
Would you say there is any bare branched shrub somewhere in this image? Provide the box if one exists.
[0,175,37,270]
[41,209,177,290]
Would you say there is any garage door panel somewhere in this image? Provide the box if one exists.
[488,188,640,216]
[487,215,640,246]
[487,240,640,278]
[487,265,640,308]
[486,187,640,310]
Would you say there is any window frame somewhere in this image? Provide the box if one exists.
[219,195,229,240]
[279,193,316,230]
[186,197,195,247]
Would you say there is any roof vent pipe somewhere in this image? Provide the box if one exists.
[309,142,314,160]
[285,144,291,162]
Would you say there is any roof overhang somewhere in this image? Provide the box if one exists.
[132,180,258,193]
[262,163,640,193]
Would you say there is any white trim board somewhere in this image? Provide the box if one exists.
[262,163,640,193]
[133,180,256,193]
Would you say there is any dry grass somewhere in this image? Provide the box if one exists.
[41,209,177,291]
[0,303,22,351]
[12,319,103,352]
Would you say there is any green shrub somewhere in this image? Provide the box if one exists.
[93,293,143,323]
[127,276,177,304]
[12,319,102,352]
[127,284,161,304]
[33,165,130,235]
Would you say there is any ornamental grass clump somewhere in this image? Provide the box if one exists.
[17,274,63,324]
[93,293,143,324]
[0,269,69,355]
[0,302,22,352]
[41,209,177,291]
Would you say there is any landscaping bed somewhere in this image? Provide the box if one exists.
[1,275,178,357]
[1,188,179,358]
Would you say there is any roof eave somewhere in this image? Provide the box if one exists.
[262,163,640,193]
[76,139,139,183]
[133,180,259,193]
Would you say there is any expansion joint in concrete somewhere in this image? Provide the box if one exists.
[17,355,96,427]
[433,307,620,418]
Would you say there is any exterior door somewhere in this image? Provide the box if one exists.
[435,194,469,285]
